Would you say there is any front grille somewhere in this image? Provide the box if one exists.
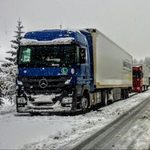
[19,76,71,94]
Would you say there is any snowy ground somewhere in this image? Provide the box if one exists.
[0,91,150,149]
[132,107,150,149]
[0,98,15,115]
[112,103,150,150]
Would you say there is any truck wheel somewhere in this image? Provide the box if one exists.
[108,90,114,103]
[142,86,145,92]
[124,89,129,99]
[121,89,129,99]
[80,95,89,112]
[125,90,129,98]
[146,86,149,90]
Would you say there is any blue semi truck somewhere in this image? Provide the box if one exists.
[16,28,132,113]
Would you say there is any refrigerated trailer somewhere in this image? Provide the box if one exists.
[16,28,133,113]
[132,64,149,93]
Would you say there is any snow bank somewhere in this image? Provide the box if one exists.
[132,108,150,149]
[0,98,15,115]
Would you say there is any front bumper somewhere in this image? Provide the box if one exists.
[16,75,79,113]
[17,101,72,113]
[16,90,78,113]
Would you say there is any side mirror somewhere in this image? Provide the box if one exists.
[79,48,86,64]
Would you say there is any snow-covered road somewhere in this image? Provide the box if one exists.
[0,91,150,149]
[73,93,150,150]
[112,102,150,150]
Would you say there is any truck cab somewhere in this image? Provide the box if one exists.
[16,29,93,113]
[132,65,149,93]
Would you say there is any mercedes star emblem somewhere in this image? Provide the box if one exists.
[39,79,48,88]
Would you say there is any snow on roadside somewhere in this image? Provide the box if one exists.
[21,90,150,150]
[0,98,15,115]
[132,107,150,149]
[110,98,150,150]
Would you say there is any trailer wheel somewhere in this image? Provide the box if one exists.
[125,89,128,99]
[142,86,145,92]
[102,91,108,106]
[121,89,129,99]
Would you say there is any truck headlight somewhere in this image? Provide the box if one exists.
[62,97,73,104]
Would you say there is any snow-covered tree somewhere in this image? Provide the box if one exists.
[139,59,144,65]
[0,68,4,105]
[3,19,24,67]
[1,19,24,102]
[0,66,17,103]
[144,57,150,66]
[133,58,138,65]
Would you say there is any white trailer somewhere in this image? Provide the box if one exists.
[142,64,149,86]
[86,29,133,106]
[90,29,132,88]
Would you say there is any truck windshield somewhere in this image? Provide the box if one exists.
[133,71,143,78]
[18,45,76,67]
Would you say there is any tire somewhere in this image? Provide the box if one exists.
[80,94,89,112]
[146,86,149,91]
[142,86,145,92]
[108,90,114,104]
[102,91,108,106]
[124,89,129,99]
[121,89,129,99]
[125,90,129,98]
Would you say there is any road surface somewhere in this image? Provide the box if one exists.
[73,96,150,150]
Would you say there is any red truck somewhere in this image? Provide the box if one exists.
[132,65,149,93]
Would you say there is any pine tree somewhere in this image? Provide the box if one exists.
[2,19,24,67]
[144,57,150,66]
[139,59,144,65]
[133,58,138,65]
[1,19,24,102]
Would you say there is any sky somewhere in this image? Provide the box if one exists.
[0,0,150,61]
